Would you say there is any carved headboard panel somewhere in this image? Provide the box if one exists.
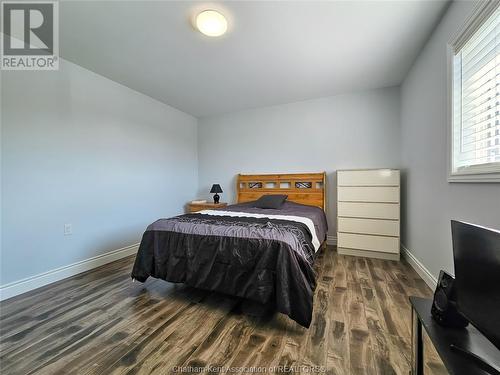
[236,172,326,211]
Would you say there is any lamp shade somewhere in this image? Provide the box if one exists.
[210,184,223,194]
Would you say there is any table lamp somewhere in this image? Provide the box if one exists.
[210,184,223,204]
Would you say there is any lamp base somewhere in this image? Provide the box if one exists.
[213,194,220,204]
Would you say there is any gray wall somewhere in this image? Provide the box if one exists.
[1,59,198,285]
[0,72,3,268]
[400,0,500,279]
[198,87,401,237]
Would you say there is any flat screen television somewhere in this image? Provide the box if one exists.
[451,220,500,350]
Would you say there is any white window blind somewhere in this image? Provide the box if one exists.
[452,5,500,175]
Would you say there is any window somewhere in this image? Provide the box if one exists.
[449,2,500,182]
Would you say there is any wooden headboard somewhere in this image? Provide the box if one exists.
[237,172,326,211]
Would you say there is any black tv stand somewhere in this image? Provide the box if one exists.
[450,344,500,375]
[410,297,500,375]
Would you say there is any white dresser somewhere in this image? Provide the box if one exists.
[337,169,400,260]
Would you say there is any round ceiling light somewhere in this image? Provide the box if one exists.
[196,10,227,37]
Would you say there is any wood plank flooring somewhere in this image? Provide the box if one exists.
[0,247,447,374]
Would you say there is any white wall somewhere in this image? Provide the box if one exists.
[400,1,500,280]
[1,59,198,286]
[198,87,401,238]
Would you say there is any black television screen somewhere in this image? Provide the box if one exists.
[451,220,500,350]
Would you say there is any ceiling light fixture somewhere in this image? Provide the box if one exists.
[196,10,227,37]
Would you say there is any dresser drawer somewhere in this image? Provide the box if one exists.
[337,232,399,254]
[338,202,399,220]
[338,217,399,237]
[338,186,399,203]
[188,203,227,213]
[337,170,399,186]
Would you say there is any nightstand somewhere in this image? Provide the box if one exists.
[188,202,227,213]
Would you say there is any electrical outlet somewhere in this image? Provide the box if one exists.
[64,223,72,235]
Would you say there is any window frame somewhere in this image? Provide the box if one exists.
[447,0,500,183]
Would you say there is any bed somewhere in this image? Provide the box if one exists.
[131,172,328,327]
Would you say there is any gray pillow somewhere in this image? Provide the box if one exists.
[253,194,288,209]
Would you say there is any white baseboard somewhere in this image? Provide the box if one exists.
[326,235,337,245]
[0,243,139,301]
[400,243,437,290]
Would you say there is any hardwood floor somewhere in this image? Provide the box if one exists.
[0,247,446,374]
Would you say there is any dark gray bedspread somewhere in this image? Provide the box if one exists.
[220,201,328,244]
[131,201,328,327]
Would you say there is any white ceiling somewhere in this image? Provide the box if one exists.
[60,1,449,117]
